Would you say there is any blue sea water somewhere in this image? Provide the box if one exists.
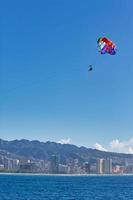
[0,174,133,200]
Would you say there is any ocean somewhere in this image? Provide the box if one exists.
[0,174,133,200]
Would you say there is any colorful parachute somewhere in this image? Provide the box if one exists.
[97,37,116,55]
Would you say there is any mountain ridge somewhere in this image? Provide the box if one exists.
[0,139,133,164]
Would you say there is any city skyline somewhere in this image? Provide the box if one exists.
[1,138,133,174]
[1,0,133,153]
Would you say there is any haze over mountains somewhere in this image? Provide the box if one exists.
[0,139,133,164]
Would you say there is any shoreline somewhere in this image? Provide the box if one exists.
[0,172,133,176]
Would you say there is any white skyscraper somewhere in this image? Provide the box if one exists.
[97,158,112,174]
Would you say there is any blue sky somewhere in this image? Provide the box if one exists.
[1,0,133,152]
